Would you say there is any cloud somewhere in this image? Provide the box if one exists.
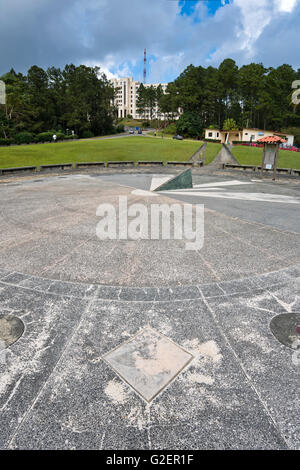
[0,0,299,82]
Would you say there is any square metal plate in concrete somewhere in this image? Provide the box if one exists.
[103,327,193,402]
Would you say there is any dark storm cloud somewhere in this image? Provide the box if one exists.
[0,0,299,81]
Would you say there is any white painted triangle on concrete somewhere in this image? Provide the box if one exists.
[164,187,223,192]
[131,189,158,197]
[159,190,300,204]
[150,176,174,191]
[193,180,254,188]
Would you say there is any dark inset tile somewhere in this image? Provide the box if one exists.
[150,416,287,450]
[217,278,252,295]
[156,285,200,301]
[254,271,292,289]
[95,285,122,300]
[18,276,55,292]
[284,265,300,279]
[119,287,157,302]
[47,280,98,298]
[1,272,30,285]
[10,420,106,450]
[0,269,10,280]
[0,291,89,449]
[103,426,149,450]
[199,283,225,298]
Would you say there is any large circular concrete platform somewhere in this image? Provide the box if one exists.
[0,169,299,449]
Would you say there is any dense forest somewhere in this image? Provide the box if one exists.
[1,58,300,144]
[160,59,300,140]
[0,64,116,144]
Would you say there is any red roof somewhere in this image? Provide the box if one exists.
[257,135,287,144]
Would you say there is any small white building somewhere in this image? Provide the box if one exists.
[205,127,294,146]
[204,128,241,144]
[242,128,294,146]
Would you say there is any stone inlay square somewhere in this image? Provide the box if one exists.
[103,326,193,402]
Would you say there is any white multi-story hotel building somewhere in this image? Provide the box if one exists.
[110,77,168,119]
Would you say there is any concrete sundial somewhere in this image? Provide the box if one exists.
[0,173,300,449]
[103,326,193,402]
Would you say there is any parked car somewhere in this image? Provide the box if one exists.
[173,134,183,140]
[129,129,134,134]
[138,129,142,134]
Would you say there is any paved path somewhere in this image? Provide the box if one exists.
[0,170,299,449]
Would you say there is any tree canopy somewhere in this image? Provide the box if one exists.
[163,59,300,134]
[1,59,300,141]
[0,64,116,139]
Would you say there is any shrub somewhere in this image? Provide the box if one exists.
[223,118,238,131]
[64,134,78,140]
[204,138,221,143]
[142,121,150,127]
[15,132,34,145]
[115,124,125,133]
[163,123,177,135]
[81,130,94,139]
[0,138,13,146]
[36,132,54,143]
[176,112,202,138]
[56,132,65,141]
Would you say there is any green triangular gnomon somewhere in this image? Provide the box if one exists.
[154,168,193,191]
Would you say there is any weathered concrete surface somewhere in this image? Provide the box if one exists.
[189,142,206,164]
[0,267,299,449]
[0,171,299,450]
[210,143,239,166]
[0,173,299,285]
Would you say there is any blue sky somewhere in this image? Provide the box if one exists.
[179,0,228,16]
[0,0,299,83]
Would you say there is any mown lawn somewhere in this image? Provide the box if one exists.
[148,134,221,164]
[0,137,202,169]
[119,119,145,128]
[232,145,300,169]
[1,137,298,170]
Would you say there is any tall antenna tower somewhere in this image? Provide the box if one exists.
[143,48,147,84]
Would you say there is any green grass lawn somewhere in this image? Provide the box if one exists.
[0,137,202,169]
[231,145,300,169]
[1,137,298,170]
[119,119,145,128]
[204,142,222,165]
